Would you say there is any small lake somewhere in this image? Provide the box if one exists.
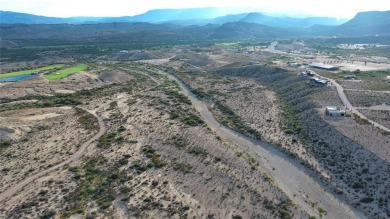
[0,74,38,82]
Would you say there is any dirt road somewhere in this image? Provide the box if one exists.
[160,70,366,219]
[0,107,105,203]
[344,89,390,94]
[316,74,390,132]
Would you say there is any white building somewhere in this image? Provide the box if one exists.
[325,106,345,117]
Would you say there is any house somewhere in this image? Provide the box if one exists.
[307,72,315,77]
[309,77,328,86]
[325,106,345,117]
[300,72,308,76]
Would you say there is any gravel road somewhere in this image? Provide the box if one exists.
[161,70,366,219]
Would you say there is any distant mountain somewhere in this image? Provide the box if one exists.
[1,9,389,40]
[127,8,241,22]
[0,21,295,43]
[209,13,250,24]
[240,13,346,28]
[209,22,288,39]
[0,8,248,25]
[330,11,390,36]
[163,12,346,28]
[0,11,67,24]
[165,13,251,26]
[1,9,346,28]
[0,22,217,45]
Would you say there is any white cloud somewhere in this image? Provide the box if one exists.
[0,0,389,18]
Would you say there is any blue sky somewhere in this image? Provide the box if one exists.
[0,0,389,18]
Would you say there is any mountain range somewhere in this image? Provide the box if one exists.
[0,8,347,27]
[0,9,389,40]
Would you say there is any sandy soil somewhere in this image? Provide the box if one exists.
[359,109,390,132]
[346,90,390,107]
[337,61,390,71]
[163,71,365,219]
[0,49,388,218]
[323,112,390,162]
[174,62,389,218]
[0,107,96,196]
[0,63,305,219]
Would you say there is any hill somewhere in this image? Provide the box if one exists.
[331,11,390,36]
[0,11,67,24]
[0,8,247,25]
[209,22,291,39]
[1,10,389,43]
[240,13,346,28]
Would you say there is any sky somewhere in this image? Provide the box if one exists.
[1,0,389,18]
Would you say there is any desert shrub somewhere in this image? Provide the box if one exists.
[141,146,166,168]
[97,133,116,149]
[173,162,192,173]
[75,108,98,130]
[352,182,364,189]
[191,88,210,98]
[169,110,180,119]
[40,210,56,219]
[188,147,208,157]
[0,140,12,149]
[173,138,186,149]
[63,155,128,216]
[117,126,126,132]
[353,114,370,125]
[118,158,129,166]
[182,114,204,126]
[360,197,374,203]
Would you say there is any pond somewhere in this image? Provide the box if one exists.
[0,74,38,82]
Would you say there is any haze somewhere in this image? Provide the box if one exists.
[1,0,390,18]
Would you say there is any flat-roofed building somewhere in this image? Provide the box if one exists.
[309,62,339,71]
[325,106,345,117]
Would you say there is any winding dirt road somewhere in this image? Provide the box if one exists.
[0,69,369,218]
[315,74,390,133]
[265,41,389,132]
[160,70,366,219]
[0,107,106,203]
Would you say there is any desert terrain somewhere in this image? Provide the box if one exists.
[0,37,389,219]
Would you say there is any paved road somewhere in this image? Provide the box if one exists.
[159,70,366,219]
[0,107,106,203]
[315,74,390,133]
[264,41,314,58]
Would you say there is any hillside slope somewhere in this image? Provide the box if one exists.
[331,11,390,36]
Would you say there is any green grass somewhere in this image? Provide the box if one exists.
[44,64,88,80]
[0,64,66,79]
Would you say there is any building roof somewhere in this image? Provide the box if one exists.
[326,106,338,111]
[310,77,328,85]
[309,62,338,70]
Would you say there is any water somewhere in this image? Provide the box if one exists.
[0,74,38,82]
